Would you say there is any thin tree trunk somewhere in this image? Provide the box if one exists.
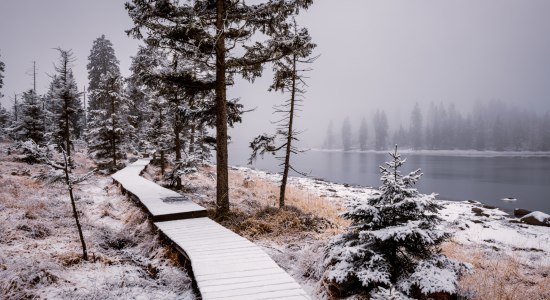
[215,0,230,219]
[160,150,165,175]
[189,123,195,154]
[174,102,182,190]
[63,154,88,261]
[279,54,297,208]
[111,94,117,168]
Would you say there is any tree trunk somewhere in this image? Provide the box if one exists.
[215,0,230,219]
[174,101,182,190]
[279,54,297,208]
[63,154,87,261]
[111,94,117,168]
[189,123,195,154]
[160,150,165,175]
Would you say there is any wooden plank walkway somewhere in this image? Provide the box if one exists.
[112,159,310,300]
[112,159,207,222]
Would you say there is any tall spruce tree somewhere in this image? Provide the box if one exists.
[87,35,128,170]
[323,146,469,299]
[374,110,389,150]
[87,72,129,170]
[342,117,352,151]
[126,0,313,219]
[249,20,317,207]
[359,117,368,151]
[87,35,120,92]
[13,89,45,144]
[50,49,83,157]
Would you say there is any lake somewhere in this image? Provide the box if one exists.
[230,147,550,213]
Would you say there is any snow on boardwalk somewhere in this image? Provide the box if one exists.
[113,159,310,300]
[111,159,207,221]
[156,218,310,300]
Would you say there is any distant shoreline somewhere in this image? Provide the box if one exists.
[308,148,550,157]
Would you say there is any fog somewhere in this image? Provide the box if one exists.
[2,0,550,151]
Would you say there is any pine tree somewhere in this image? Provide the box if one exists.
[341,117,352,151]
[323,146,469,299]
[359,117,368,151]
[87,72,128,170]
[49,49,83,157]
[126,0,313,219]
[410,103,423,150]
[13,89,45,143]
[87,35,120,93]
[374,110,389,150]
[146,96,172,174]
[86,35,128,170]
[324,120,335,149]
[0,104,10,139]
[249,19,317,208]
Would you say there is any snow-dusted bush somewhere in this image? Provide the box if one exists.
[323,146,470,299]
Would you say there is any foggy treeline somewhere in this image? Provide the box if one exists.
[325,101,550,152]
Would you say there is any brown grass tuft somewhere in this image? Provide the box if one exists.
[442,241,550,300]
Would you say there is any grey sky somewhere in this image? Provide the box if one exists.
[1,0,550,150]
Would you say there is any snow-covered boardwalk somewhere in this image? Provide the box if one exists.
[112,159,207,221]
[112,159,309,300]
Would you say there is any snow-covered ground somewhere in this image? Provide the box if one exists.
[309,148,550,157]
[232,166,550,299]
[0,144,195,299]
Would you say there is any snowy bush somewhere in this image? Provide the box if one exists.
[323,146,470,299]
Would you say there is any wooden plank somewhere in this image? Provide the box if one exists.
[111,159,207,220]
[113,160,309,299]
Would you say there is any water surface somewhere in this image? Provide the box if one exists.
[230,148,550,213]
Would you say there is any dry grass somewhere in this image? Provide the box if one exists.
[0,143,195,299]
[175,165,348,241]
[442,241,550,300]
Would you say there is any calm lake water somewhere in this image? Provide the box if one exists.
[230,148,550,213]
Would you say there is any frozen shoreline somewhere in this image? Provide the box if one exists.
[308,148,550,157]
[233,166,550,269]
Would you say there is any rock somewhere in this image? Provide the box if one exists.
[467,200,478,204]
[471,207,490,217]
[482,204,497,209]
[520,211,550,227]
[327,188,337,192]
[514,208,532,218]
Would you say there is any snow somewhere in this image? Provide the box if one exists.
[111,159,206,218]
[234,165,550,270]
[522,211,550,222]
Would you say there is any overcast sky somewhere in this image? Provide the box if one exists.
[1,0,550,151]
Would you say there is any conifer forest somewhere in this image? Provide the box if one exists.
[0,1,549,299]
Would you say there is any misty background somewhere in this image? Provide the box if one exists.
[2,0,550,154]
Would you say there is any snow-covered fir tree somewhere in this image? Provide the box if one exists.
[0,103,10,139]
[146,96,172,174]
[49,49,83,156]
[359,117,368,151]
[342,117,352,151]
[126,0,313,219]
[12,89,45,144]
[87,72,129,170]
[86,35,129,170]
[323,146,469,299]
[87,35,120,93]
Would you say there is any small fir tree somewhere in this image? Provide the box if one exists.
[323,146,469,299]
[50,49,84,157]
[13,89,45,143]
